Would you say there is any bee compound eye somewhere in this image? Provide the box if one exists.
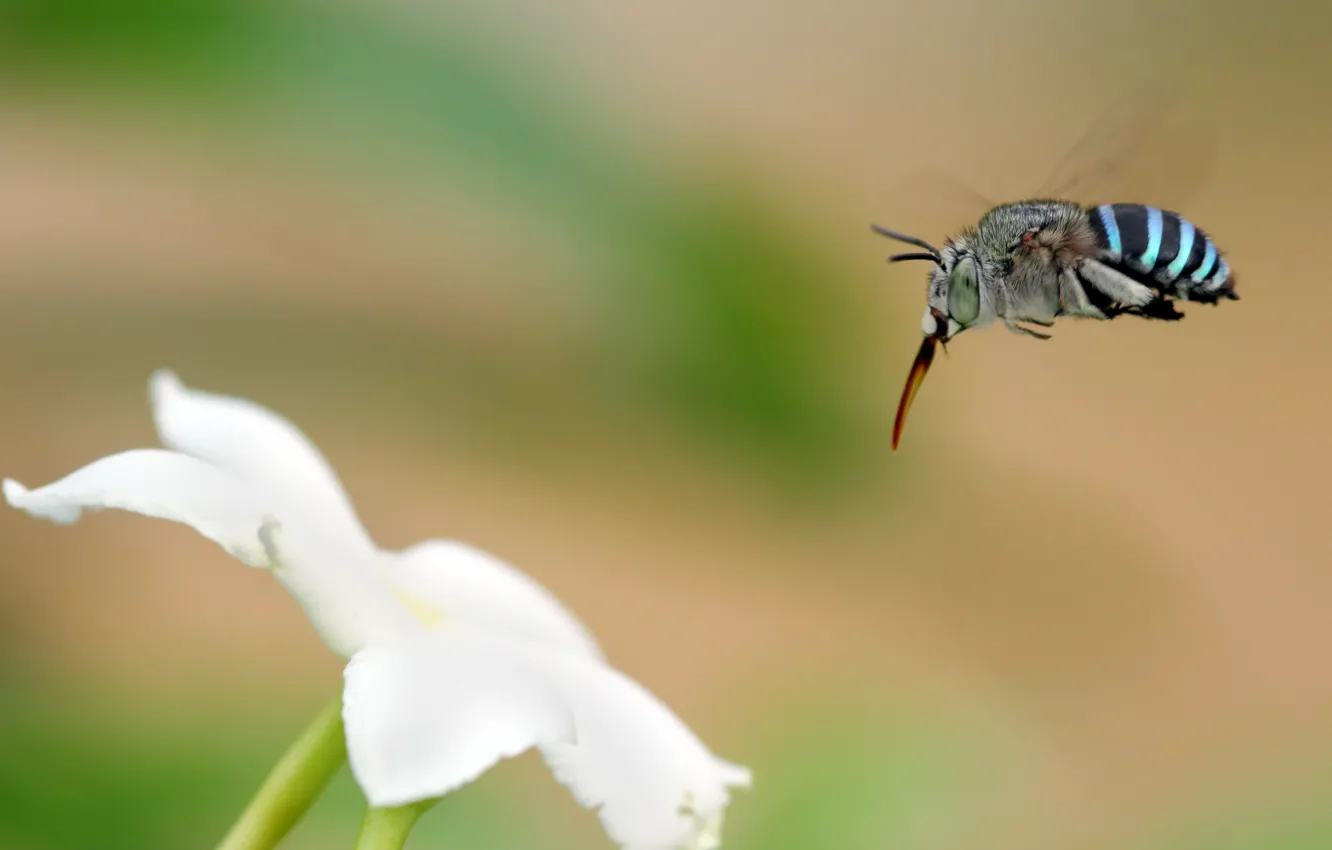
[947,256,980,325]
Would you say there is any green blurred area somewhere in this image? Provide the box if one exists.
[0,673,1006,850]
[0,2,915,847]
[0,0,877,496]
[3,672,1329,850]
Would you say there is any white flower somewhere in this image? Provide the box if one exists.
[5,370,751,850]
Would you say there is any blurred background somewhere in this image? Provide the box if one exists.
[1,1,1330,848]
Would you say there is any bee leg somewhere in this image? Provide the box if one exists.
[1123,298,1185,321]
[1059,268,1112,319]
[1004,319,1054,340]
[1076,261,1155,309]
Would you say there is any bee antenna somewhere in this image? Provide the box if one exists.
[887,252,943,265]
[871,224,943,267]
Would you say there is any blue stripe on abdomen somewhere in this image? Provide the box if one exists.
[1167,219,1196,279]
[1097,205,1121,256]
[1193,240,1217,282]
[1141,207,1163,271]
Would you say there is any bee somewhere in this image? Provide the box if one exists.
[874,96,1238,451]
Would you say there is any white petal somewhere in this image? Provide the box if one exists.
[342,634,576,808]
[4,449,278,567]
[149,370,374,554]
[345,631,749,849]
[530,647,750,850]
[383,539,604,660]
[5,448,418,657]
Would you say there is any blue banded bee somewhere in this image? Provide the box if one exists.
[874,96,1237,451]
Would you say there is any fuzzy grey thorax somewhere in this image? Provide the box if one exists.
[978,201,1101,282]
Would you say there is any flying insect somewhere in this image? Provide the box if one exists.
[875,97,1238,451]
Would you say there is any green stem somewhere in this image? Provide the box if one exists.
[353,800,437,850]
[216,695,348,850]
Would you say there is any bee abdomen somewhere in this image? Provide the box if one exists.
[1085,204,1237,303]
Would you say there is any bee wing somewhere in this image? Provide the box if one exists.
[1033,91,1218,212]
[874,168,996,251]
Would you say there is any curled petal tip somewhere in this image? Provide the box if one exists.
[148,369,184,407]
[146,369,376,556]
[4,476,82,523]
[715,759,753,789]
[3,478,28,505]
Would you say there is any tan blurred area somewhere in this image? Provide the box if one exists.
[1,1,1330,849]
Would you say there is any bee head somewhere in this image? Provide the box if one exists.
[924,248,983,342]
[873,224,991,452]
[872,224,987,343]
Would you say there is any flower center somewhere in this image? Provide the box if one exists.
[392,588,449,629]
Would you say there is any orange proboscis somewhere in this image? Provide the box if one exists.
[891,336,937,452]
